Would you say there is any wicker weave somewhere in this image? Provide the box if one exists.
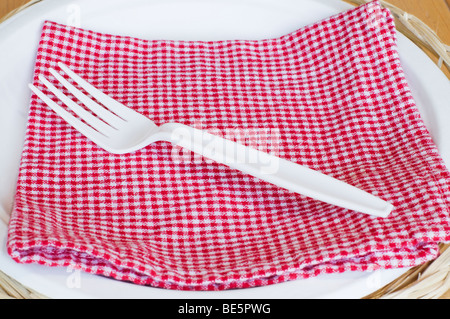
[0,0,449,299]
[0,270,47,299]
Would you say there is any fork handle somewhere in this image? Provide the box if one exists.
[162,123,394,217]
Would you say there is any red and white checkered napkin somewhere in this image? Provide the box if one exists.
[7,1,450,290]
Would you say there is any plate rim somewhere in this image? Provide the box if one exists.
[0,0,448,299]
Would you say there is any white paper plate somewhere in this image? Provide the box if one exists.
[0,0,449,299]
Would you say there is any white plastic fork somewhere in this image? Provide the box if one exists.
[29,62,394,217]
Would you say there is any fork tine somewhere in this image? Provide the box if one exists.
[48,67,125,129]
[58,63,136,120]
[38,75,117,137]
[29,83,109,144]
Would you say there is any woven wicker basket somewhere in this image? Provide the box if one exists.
[0,0,449,299]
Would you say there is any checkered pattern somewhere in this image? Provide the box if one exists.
[7,1,450,290]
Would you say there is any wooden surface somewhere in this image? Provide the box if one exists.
[0,0,30,18]
[390,0,450,78]
[0,0,449,299]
